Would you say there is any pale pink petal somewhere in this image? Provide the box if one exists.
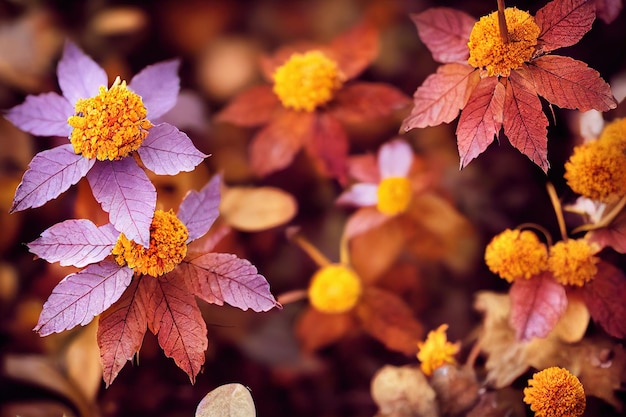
[137,123,207,175]
[343,207,390,240]
[129,59,180,120]
[336,183,379,207]
[178,174,221,242]
[11,144,95,212]
[5,92,72,137]
[87,159,156,247]
[378,139,413,178]
[57,40,107,105]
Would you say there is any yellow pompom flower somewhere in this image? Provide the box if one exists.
[417,324,460,376]
[598,117,626,145]
[523,367,586,417]
[548,239,599,287]
[308,263,362,314]
[484,229,548,282]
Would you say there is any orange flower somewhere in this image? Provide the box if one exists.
[416,324,460,376]
[523,367,585,417]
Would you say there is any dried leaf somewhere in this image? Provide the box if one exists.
[331,82,410,126]
[411,8,475,63]
[582,261,626,338]
[216,85,279,127]
[196,383,256,417]
[535,0,596,53]
[295,307,355,353]
[552,292,589,343]
[371,365,438,417]
[64,321,101,401]
[430,365,480,416]
[220,186,297,232]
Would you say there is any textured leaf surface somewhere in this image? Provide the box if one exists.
[220,186,297,232]
[535,0,596,53]
[583,261,626,338]
[303,112,349,183]
[34,259,132,336]
[411,8,475,63]
[129,59,180,120]
[138,123,207,175]
[28,220,118,267]
[5,92,73,137]
[196,383,256,417]
[57,40,107,105]
[177,174,221,242]
[330,82,410,125]
[216,85,279,127]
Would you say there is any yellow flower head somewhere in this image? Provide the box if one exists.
[68,77,153,160]
[376,176,413,215]
[417,324,460,376]
[523,367,586,417]
[112,209,189,277]
[308,263,362,314]
[484,229,548,282]
[598,117,626,146]
[272,50,345,112]
[548,239,599,287]
[468,8,540,77]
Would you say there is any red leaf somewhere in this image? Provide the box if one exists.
[410,8,475,63]
[595,0,623,23]
[215,85,279,127]
[327,19,379,80]
[456,77,505,169]
[583,261,626,338]
[304,113,349,183]
[98,277,149,387]
[330,82,410,126]
[295,307,356,353]
[401,63,478,130]
[346,153,379,183]
[527,56,617,111]
[503,70,549,172]
[535,0,596,53]
[145,273,208,383]
[589,209,626,253]
[509,272,567,341]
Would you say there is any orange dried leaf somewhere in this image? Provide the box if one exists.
[552,293,590,343]
[535,0,596,53]
[220,186,297,232]
[295,307,355,353]
[411,8,475,64]
[216,85,279,127]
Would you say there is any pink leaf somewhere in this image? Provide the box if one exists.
[327,19,379,80]
[11,144,95,212]
[5,92,73,137]
[86,158,156,247]
[456,77,505,169]
[129,59,180,120]
[34,259,132,336]
[410,8,475,63]
[595,0,623,23]
[57,40,107,105]
[215,85,279,127]
[535,0,596,53]
[343,207,390,240]
[503,70,549,172]
[28,220,118,267]
[177,174,221,242]
[589,210,626,253]
[583,261,626,338]
[330,82,410,125]
[401,63,477,130]
[304,112,349,183]
[509,272,567,341]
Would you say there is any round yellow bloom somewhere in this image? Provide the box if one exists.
[598,117,626,146]
[484,229,548,282]
[68,77,152,160]
[548,239,598,287]
[308,264,362,314]
[272,50,345,112]
[523,367,586,417]
[417,324,460,376]
[468,8,540,77]
[112,209,189,277]
[377,177,412,215]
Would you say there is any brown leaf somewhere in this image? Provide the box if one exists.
[503,70,549,172]
[552,292,589,343]
[64,322,101,402]
[411,8,475,64]
[595,0,623,23]
[527,56,617,111]
[303,112,349,182]
[535,0,596,53]
[430,365,480,415]
[582,261,626,338]
[295,307,355,353]
[196,383,256,417]
[330,82,410,126]
[456,76,505,169]
[220,186,297,232]
[327,19,379,80]
[370,365,438,417]
[215,85,279,127]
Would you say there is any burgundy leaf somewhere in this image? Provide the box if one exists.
[57,40,107,105]
[456,77,505,169]
[527,56,616,111]
[129,59,180,120]
[304,112,349,183]
[11,144,95,212]
[401,63,478,130]
[5,92,73,137]
[34,259,132,336]
[177,174,221,243]
[330,82,410,125]
[509,272,567,341]
[216,85,279,127]
[503,70,549,172]
[411,8,476,63]
[535,0,596,53]
[583,261,626,338]
[28,220,118,267]
[595,0,623,23]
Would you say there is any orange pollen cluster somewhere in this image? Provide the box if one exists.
[416,324,460,376]
[484,228,548,282]
[308,263,362,314]
[376,177,413,215]
[523,367,586,417]
[548,239,599,287]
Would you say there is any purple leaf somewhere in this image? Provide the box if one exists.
[137,123,207,175]
[28,220,119,268]
[177,174,221,242]
[336,183,378,207]
[182,253,280,312]
[34,259,133,336]
[87,158,156,247]
[129,59,181,120]
[57,40,107,105]
[11,144,95,212]
[5,92,73,137]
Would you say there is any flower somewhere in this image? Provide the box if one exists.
[523,367,586,417]
[416,324,460,376]
[308,263,362,314]
[548,239,599,287]
[5,40,207,247]
[217,19,410,181]
[484,228,549,282]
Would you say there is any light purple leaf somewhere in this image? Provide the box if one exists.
[129,59,181,120]
[87,158,156,247]
[5,92,72,137]
[34,259,133,336]
[182,253,280,312]
[11,144,95,212]
[378,139,413,178]
[177,174,221,242]
[57,40,107,105]
[336,183,378,207]
[137,123,207,175]
[28,220,119,268]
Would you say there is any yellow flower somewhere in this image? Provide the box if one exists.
[376,176,413,215]
[598,117,626,145]
[112,209,189,277]
[417,324,460,376]
[468,8,540,77]
[68,77,153,160]
[484,229,548,282]
[272,50,345,112]
[548,239,599,287]
[523,367,585,417]
[308,263,362,314]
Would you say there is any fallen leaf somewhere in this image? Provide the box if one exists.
[196,383,256,417]
[371,365,438,417]
[220,186,297,232]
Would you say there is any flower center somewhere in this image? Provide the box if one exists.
[548,239,599,287]
[272,50,345,112]
[467,8,540,77]
[112,209,188,277]
[68,77,153,160]
[308,264,362,314]
[484,228,548,282]
[376,177,412,215]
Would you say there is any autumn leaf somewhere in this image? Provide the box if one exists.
[582,261,626,338]
[220,186,297,232]
[410,8,475,63]
[215,85,278,127]
[595,0,623,23]
[535,0,596,53]
[196,383,256,417]
[303,112,349,183]
[588,208,626,253]
[295,307,356,353]
[330,83,410,126]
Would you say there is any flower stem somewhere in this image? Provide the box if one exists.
[286,227,331,267]
[276,289,308,305]
[518,222,553,248]
[497,0,509,44]
[547,182,568,241]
